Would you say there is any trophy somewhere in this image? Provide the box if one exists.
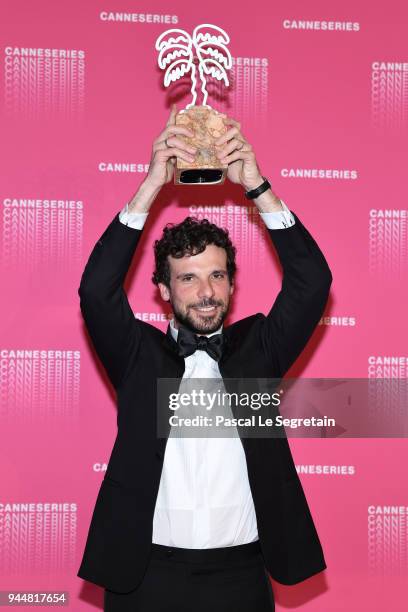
[155,24,232,185]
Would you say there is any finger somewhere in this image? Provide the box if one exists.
[153,141,168,152]
[154,125,195,144]
[214,126,243,146]
[222,116,241,130]
[219,150,254,165]
[166,103,177,127]
[216,138,248,158]
[156,136,197,154]
[156,147,196,163]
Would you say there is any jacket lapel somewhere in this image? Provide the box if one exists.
[218,329,255,458]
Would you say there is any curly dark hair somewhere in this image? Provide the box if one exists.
[152,216,237,288]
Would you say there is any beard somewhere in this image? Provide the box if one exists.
[171,296,230,335]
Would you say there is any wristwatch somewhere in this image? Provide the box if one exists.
[244,177,271,200]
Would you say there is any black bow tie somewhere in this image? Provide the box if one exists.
[176,325,225,362]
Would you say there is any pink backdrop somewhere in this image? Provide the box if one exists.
[1,1,407,610]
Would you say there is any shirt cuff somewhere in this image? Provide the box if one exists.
[118,202,149,230]
[118,199,294,231]
[259,199,295,229]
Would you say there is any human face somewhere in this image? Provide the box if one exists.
[158,244,234,335]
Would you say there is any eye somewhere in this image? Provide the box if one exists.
[182,275,193,281]
[213,272,224,279]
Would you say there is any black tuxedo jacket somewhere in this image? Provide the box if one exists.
[77,210,332,593]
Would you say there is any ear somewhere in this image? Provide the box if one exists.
[158,282,171,302]
[229,280,235,297]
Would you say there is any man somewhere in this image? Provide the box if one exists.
[77,105,332,611]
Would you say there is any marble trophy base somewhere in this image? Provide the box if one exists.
[174,105,228,185]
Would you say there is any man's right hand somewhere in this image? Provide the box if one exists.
[145,104,197,189]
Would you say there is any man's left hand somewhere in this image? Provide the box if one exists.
[215,117,263,191]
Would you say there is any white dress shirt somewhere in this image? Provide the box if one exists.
[118,197,295,547]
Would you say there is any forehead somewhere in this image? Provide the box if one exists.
[168,244,227,274]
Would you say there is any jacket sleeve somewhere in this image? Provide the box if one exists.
[259,211,332,377]
[78,213,145,390]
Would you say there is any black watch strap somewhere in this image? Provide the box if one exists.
[245,177,271,199]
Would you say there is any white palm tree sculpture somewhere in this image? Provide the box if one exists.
[192,24,232,108]
[155,24,231,109]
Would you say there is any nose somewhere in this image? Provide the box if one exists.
[197,279,215,301]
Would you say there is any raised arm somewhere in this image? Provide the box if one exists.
[78,214,146,390]
[212,116,332,376]
[260,213,332,377]
[78,105,196,390]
